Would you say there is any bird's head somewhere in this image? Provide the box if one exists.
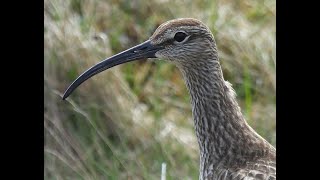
[63,18,217,100]
[150,18,217,65]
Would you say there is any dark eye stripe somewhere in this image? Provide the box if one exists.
[174,32,188,42]
[159,39,175,46]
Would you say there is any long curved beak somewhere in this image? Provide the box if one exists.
[62,40,163,100]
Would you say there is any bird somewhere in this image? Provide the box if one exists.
[62,18,276,180]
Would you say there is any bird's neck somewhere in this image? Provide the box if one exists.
[178,59,275,172]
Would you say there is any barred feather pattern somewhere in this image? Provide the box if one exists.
[152,18,276,180]
[180,60,276,180]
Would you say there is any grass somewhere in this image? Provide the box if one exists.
[44,0,276,179]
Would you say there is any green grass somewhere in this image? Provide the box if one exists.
[44,0,276,179]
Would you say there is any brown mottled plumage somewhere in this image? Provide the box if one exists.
[152,18,276,180]
[63,18,276,180]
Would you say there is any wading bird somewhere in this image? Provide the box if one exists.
[63,18,276,180]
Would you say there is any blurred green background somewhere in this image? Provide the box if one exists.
[44,0,276,179]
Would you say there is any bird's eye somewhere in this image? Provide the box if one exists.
[174,32,188,42]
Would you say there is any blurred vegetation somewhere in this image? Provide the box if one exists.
[44,0,275,179]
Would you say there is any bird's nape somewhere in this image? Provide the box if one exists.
[63,18,212,100]
[62,18,276,179]
[62,40,163,100]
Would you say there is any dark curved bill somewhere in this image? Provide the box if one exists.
[62,40,163,100]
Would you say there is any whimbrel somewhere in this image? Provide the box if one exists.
[63,18,276,180]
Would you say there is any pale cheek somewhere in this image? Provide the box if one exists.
[155,51,175,61]
[155,51,171,59]
[155,51,164,58]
